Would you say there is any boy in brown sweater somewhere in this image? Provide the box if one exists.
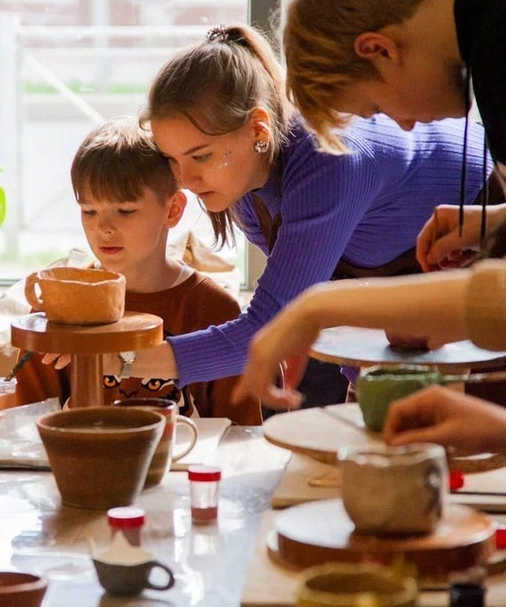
[15,116,261,425]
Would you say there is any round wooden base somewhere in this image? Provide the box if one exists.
[268,499,499,582]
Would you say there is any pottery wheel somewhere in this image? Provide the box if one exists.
[11,311,163,408]
[310,327,506,370]
[267,499,496,581]
[263,404,382,465]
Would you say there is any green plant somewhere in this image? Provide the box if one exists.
[0,167,5,227]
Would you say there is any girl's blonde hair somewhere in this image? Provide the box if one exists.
[284,0,424,152]
[140,24,292,248]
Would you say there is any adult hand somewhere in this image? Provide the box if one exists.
[383,384,506,454]
[232,304,321,409]
[416,205,485,272]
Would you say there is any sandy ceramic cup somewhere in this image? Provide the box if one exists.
[356,365,442,432]
[0,571,48,607]
[24,266,126,325]
[339,443,448,536]
[92,558,175,597]
[297,562,417,607]
[113,398,198,487]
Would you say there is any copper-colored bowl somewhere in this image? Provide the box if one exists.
[37,407,164,509]
[0,572,48,607]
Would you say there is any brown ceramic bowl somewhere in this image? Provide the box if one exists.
[36,407,164,510]
[24,266,126,325]
[0,571,48,607]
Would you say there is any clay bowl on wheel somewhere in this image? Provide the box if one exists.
[0,571,48,607]
[24,266,126,325]
[36,407,164,509]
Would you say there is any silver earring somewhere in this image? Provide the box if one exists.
[254,140,269,154]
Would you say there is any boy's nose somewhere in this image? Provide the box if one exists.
[98,219,115,234]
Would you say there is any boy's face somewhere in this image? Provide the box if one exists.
[151,115,270,213]
[79,185,176,275]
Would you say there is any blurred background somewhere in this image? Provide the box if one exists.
[0,0,281,287]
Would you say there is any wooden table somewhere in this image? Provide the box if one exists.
[6,402,506,607]
[0,402,291,607]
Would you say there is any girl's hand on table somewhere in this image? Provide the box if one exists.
[383,384,506,454]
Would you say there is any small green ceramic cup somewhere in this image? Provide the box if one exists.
[356,365,443,432]
[297,562,418,607]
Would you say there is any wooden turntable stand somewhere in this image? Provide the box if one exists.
[11,311,163,408]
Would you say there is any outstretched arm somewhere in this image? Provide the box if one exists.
[233,271,470,407]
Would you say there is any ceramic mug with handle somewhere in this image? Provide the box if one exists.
[113,398,198,487]
[93,558,175,597]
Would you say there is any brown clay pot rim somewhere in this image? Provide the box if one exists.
[0,571,48,594]
[36,407,165,435]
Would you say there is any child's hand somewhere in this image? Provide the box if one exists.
[42,352,71,370]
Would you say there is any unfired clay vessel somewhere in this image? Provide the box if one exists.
[339,443,448,536]
[25,266,126,325]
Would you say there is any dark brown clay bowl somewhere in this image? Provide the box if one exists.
[0,571,48,607]
[36,407,164,510]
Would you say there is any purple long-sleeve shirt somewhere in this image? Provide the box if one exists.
[169,114,493,387]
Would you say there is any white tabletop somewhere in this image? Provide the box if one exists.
[0,403,291,607]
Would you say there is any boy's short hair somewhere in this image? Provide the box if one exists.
[71,116,177,203]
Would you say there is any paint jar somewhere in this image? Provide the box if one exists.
[188,465,221,525]
[449,568,486,607]
[107,506,146,546]
[0,377,17,410]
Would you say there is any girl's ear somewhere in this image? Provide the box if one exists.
[249,106,272,140]
[165,191,187,228]
[354,31,401,66]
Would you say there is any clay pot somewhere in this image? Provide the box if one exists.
[36,407,164,509]
[112,398,198,487]
[339,443,448,536]
[297,562,417,607]
[0,571,48,607]
[25,266,126,325]
[356,365,442,432]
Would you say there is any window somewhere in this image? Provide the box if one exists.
[0,0,279,287]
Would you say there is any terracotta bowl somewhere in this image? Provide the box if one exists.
[0,571,48,607]
[24,266,126,325]
[36,407,164,510]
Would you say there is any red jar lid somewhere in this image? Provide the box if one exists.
[188,465,222,482]
[107,507,145,529]
[449,470,465,491]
